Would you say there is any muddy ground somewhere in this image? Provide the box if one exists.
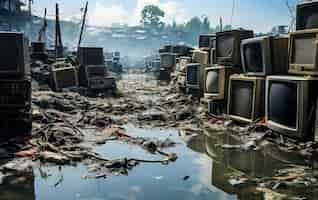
[0,72,318,200]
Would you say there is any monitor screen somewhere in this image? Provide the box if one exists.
[199,36,211,48]
[55,68,77,88]
[243,42,263,73]
[293,35,315,64]
[217,34,235,58]
[79,48,104,66]
[205,70,219,93]
[161,55,175,67]
[297,4,318,29]
[229,81,253,119]
[268,81,297,129]
[187,65,198,85]
[0,35,20,72]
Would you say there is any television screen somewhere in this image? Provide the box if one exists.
[217,34,235,59]
[78,47,104,66]
[161,54,175,68]
[268,81,297,129]
[297,2,318,30]
[293,35,315,64]
[199,35,211,48]
[243,42,263,73]
[187,65,198,85]
[0,35,20,72]
[206,70,219,93]
[229,81,253,119]
[54,68,77,89]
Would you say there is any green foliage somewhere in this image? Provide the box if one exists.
[141,5,165,30]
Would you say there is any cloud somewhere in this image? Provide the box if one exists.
[87,0,188,27]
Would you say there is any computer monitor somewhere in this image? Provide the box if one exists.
[199,34,216,48]
[204,66,232,100]
[186,63,204,90]
[241,36,289,76]
[77,47,104,66]
[227,75,265,123]
[51,66,78,91]
[0,32,30,79]
[216,30,254,70]
[266,76,318,140]
[289,29,318,75]
[296,1,318,30]
[160,53,176,69]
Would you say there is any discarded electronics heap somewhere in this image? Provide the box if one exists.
[155,1,318,142]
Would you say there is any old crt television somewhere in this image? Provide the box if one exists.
[227,75,265,123]
[51,66,78,91]
[204,66,232,100]
[192,50,209,65]
[78,47,104,66]
[178,56,192,72]
[216,30,254,69]
[289,29,318,75]
[160,53,176,69]
[0,80,31,109]
[296,1,318,30]
[266,76,318,140]
[199,34,216,48]
[0,32,30,79]
[151,60,160,70]
[186,63,204,90]
[241,36,289,76]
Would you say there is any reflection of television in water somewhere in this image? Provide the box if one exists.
[227,75,265,123]
[289,29,318,75]
[216,30,253,70]
[199,34,216,48]
[266,76,318,140]
[186,63,204,90]
[296,1,318,30]
[204,66,232,100]
[241,36,289,76]
[0,32,30,79]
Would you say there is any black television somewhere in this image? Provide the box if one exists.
[199,34,216,49]
[241,36,289,76]
[227,75,265,123]
[296,1,318,30]
[266,76,318,140]
[77,47,104,66]
[0,32,30,79]
[216,30,254,70]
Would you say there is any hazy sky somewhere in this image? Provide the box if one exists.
[32,0,298,32]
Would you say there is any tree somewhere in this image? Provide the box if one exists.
[141,5,165,30]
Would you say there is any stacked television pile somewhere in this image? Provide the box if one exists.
[158,45,193,81]
[200,1,318,141]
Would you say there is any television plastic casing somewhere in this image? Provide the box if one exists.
[296,1,318,30]
[204,65,233,100]
[266,76,318,140]
[178,56,192,72]
[227,74,265,123]
[241,36,289,76]
[192,50,209,65]
[77,47,104,66]
[0,32,30,80]
[51,65,79,91]
[288,29,318,75]
[216,30,254,71]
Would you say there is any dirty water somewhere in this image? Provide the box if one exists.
[0,125,317,200]
[0,73,318,200]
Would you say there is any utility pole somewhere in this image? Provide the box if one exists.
[78,1,88,48]
[55,3,63,59]
[38,8,47,42]
[219,17,223,32]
